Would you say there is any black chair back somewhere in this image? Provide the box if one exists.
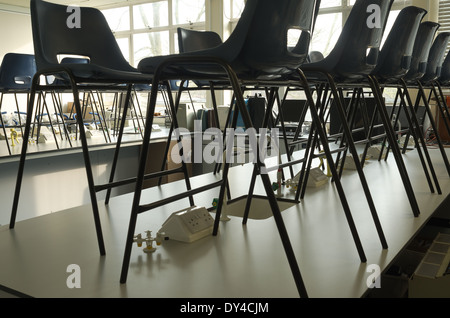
[31,0,136,74]
[372,6,427,81]
[421,32,450,83]
[404,21,440,82]
[303,0,395,81]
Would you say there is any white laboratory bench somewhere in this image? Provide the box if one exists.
[0,147,449,299]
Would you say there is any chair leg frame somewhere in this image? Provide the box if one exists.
[376,82,441,195]
[104,84,133,205]
[416,81,450,177]
[398,81,442,194]
[322,73,388,250]
[119,56,308,298]
[0,93,12,155]
[434,81,450,139]
[367,75,421,217]
[10,69,107,256]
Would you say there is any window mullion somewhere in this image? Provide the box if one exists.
[128,4,134,67]
[168,0,174,53]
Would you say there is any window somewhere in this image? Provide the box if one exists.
[101,0,207,112]
[224,0,246,37]
[133,2,169,30]
[102,6,130,32]
[310,12,342,56]
[101,0,206,67]
[133,31,170,63]
[172,0,206,25]
[439,0,450,54]
[311,0,410,57]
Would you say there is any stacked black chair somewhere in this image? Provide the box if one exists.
[366,15,445,197]
[9,0,168,257]
[377,22,439,162]
[288,0,395,256]
[300,0,429,221]
[405,31,450,179]
[123,0,323,298]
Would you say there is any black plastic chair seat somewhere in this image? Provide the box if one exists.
[47,63,153,84]
[46,57,152,86]
[138,52,306,82]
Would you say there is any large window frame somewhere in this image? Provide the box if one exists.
[312,0,412,56]
[101,0,208,68]
[439,0,450,54]
[100,0,209,112]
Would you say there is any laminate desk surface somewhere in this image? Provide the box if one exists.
[0,148,449,298]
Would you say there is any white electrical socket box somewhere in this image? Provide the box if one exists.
[307,167,329,188]
[158,206,215,243]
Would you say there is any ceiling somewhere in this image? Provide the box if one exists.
[0,0,131,9]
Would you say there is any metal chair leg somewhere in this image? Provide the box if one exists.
[417,81,450,177]
[10,76,39,229]
[298,69,369,260]
[105,85,133,205]
[398,82,441,194]
[326,74,388,250]
[368,75,420,217]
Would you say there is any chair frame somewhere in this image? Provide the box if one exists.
[122,0,324,298]
[9,0,172,258]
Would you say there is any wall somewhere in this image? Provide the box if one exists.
[0,9,33,62]
[411,0,439,22]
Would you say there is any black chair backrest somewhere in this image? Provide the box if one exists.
[46,57,90,85]
[178,29,223,53]
[177,29,223,87]
[30,0,136,73]
[438,50,450,85]
[404,21,440,82]
[239,0,318,76]
[0,53,36,91]
[308,51,325,63]
[306,0,394,80]
[421,32,450,83]
[372,6,427,81]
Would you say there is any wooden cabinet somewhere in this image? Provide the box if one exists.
[143,140,192,189]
